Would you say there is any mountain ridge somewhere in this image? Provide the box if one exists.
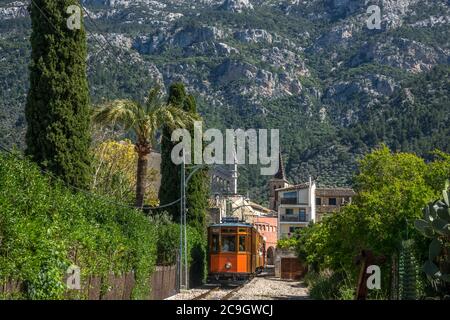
[0,0,449,203]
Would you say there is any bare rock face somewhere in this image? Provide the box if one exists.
[234,29,273,44]
[363,37,448,73]
[221,0,253,13]
[0,1,28,20]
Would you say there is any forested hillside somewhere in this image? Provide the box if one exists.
[1,0,449,203]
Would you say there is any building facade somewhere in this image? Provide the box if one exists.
[276,178,316,239]
[315,188,356,222]
[253,214,278,265]
[269,154,355,239]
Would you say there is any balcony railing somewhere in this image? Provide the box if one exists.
[280,214,309,222]
[280,198,298,205]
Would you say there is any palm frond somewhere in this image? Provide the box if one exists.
[93,88,201,146]
[92,99,139,131]
[145,85,163,114]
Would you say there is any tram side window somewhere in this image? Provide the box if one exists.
[239,235,246,252]
[221,235,236,252]
[211,234,219,253]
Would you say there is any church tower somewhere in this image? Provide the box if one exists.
[268,152,290,211]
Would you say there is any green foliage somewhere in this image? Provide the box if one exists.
[296,146,449,299]
[415,181,450,297]
[277,237,298,250]
[25,0,92,189]
[92,86,196,208]
[398,240,421,300]
[159,83,188,220]
[304,270,355,300]
[159,82,210,231]
[0,153,160,299]
[351,145,437,256]
[339,65,450,159]
[150,212,207,285]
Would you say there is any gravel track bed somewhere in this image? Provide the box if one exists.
[165,287,215,300]
[166,276,309,300]
[230,276,309,300]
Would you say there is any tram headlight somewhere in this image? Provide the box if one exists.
[225,262,232,269]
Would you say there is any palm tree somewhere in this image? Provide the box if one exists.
[93,87,198,208]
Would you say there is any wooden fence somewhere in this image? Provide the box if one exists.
[0,265,177,300]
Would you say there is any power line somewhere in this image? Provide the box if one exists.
[78,3,129,67]
[28,0,127,74]
[2,3,184,209]
[28,0,95,73]
[3,3,180,211]
[76,2,132,92]
[0,143,181,211]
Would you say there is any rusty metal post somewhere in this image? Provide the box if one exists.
[355,250,375,300]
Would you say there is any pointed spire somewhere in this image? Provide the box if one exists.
[274,151,286,180]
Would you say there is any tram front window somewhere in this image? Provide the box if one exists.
[221,235,236,252]
[211,234,219,253]
[239,235,246,252]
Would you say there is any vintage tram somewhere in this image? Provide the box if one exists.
[207,217,265,282]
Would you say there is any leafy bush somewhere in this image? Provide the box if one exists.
[296,147,450,299]
[154,215,207,287]
[277,237,298,250]
[304,270,354,300]
[0,153,163,299]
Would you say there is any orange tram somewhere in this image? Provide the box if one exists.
[207,217,266,283]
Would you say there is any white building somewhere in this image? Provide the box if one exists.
[276,177,316,239]
[268,153,355,239]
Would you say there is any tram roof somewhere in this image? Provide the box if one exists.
[209,222,254,228]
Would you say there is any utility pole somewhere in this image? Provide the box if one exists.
[178,157,212,291]
[179,150,189,290]
[182,153,188,290]
[179,153,184,290]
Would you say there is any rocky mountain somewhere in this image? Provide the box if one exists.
[0,0,449,203]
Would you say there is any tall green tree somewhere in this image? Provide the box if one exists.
[25,1,91,188]
[92,86,197,208]
[159,83,210,230]
[295,146,450,298]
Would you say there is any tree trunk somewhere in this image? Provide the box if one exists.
[135,143,151,209]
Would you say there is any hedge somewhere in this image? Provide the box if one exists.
[0,153,162,299]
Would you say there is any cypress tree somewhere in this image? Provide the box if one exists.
[159,83,209,230]
[25,1,91,188]
[159,85,182,220]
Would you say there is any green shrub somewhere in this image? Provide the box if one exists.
[277,237,298,250]
[304,270,356,300]
[154,216,207,284]
[305,270,342,300]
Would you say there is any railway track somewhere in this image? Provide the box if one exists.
[192,283,246,300]
[220,284,245,300]
[192,286,220,300]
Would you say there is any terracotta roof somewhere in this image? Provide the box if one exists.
[316,188,356,197]
[275,183,310,192]
[249,201,276,214]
